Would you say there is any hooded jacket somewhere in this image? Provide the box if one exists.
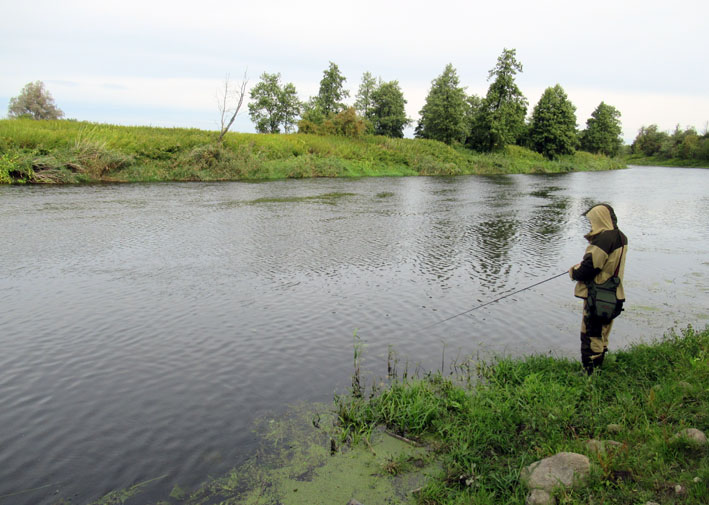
[571,204,627,300]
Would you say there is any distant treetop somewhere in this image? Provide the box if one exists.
[8,81,65,120]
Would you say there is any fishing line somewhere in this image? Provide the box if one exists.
[421,271,568,330]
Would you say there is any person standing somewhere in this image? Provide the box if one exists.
[570,204,628,374]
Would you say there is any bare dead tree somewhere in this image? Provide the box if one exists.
[217,71,248,143]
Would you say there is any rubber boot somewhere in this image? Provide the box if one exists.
[580,335,595,375]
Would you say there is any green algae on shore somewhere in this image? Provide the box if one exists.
[105,403,439,505]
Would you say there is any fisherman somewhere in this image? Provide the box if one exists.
[569,204,628,375]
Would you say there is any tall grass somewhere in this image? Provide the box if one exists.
[335,326,709,504]
[1,119,626,184]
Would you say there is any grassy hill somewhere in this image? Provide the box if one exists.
[1,119,625,184]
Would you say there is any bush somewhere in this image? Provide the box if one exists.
[297,108,368,138]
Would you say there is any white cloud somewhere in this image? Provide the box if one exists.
[1,0,707,139]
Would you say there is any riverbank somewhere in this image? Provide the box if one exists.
[0,119,624,184]
[85,325,707,504]
[330,325,708,505]
[625,154,709,168]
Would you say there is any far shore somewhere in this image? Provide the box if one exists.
[1,119,625,185]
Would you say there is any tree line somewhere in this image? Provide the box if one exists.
[7,50,627,160]
[631,124,709,161]
[246,49,624,159]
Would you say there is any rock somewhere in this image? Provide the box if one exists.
[586,439,602,453]
[644,502,660,505]
[693,477,701,483]
[586,439,623,454]
[607,423,623,434]
[347,500,363,505]
[521,452,590,492]
[672,428,707,446]
[526,488,553,505]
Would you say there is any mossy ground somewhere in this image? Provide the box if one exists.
[1,119,625,184]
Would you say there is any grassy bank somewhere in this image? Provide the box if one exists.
[0,119,625,184]
[333,326,708,504]
[625,154,709,168]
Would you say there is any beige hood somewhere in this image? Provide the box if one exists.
[584,205,615,241]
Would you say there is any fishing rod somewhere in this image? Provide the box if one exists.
[422,271,568,330]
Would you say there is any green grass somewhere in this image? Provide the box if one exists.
[334,325,709,504]
[1,119,625,184]
[625,154,709,168]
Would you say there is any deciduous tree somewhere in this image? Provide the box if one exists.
[632,124,667,156]
[415,64,467,145]
[354,72,379,118]
[472,48,528,151]
[369,80,409,138]
[280,83,301,134]
[315,62,349,117]
[8,81,64,120]
[248,73,284,133]
[580,102,623,156]
[529,84,578,159]
[248,73,302,134]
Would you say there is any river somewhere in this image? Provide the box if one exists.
[0,166,707,504]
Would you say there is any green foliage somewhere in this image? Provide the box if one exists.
[301,107,369,138]
[354,71,379,118]
[416,64,468,145]
[248,72,284,133]
[631,124,709,164]
[0,119,624,184]
[8,81,65,120]
[0,150,33,183]
[369,80,410,138]
[632,124,667,156]
[314,61,349,116]
[580,101,623,156]
[471,48,528,151]
[280,82,301,134]
[529,84,578,159]
[248,73,302,134]
[463,94,484,147]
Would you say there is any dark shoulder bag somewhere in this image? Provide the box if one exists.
[586,246,624,324]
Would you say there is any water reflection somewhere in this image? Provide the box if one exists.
[0,167,707,504]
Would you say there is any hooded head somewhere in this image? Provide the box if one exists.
[583,204,617,240]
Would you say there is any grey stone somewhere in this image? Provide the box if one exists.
[526,488,554,505]
[586,439,603,453]
[586,439,623,454]
[672,428,707,446]
[347,500,363,505]
[521,452,590,492]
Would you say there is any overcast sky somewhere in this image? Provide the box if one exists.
[2,0,707,142]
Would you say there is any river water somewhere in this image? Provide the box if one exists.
[1,166,707,504]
